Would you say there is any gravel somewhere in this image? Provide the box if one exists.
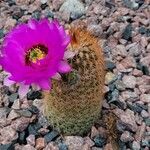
[0,0,149,149]
[59,0,85,20]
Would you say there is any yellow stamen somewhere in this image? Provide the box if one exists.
[29,47,46,63]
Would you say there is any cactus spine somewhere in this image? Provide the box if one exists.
[44,28,105,135]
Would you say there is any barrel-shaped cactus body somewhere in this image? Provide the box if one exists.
[44,28,105,135]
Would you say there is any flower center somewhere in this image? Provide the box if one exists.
[26,44,48,64]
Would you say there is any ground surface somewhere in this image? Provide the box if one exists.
[0,0,150,150]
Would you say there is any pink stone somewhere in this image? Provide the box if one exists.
[11,117,30,132]
[104,143,113,150]
[141,110,149,118]
[119,109,138,132]
[26,135,35,147]
[141,36,148,48]
[44,142,59,150]
[139,85,150,94]
[140,94,150,104]
[4,18,16,31]
[120,131,134,142]
[132,69,143,77]
[112,45,127,57]
[91,126,99,139]
[52,0,64,10]
[121,91,138,102]
[35,138,46,150]
[22,144,36,150]
[64,136,84,150]
[140,54,150,66]
[84,137,95,147]
[0,126,18,144]
[122,75,136,89]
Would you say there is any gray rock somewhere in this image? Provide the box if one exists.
[18,131,26,144]
[60,0,85,20]
[33,99,43,113]
[93,135,107,148]
[58,142,68,150]
[44,130,59,143]
[105,60,116,71]
[105,72,117,85]
[32,10,41,20]
[141,137,150,147]
[16,109,32,117]
[87,24,103,37]
[12,8,24,20]
[127,43,141,56]
[8,93,18,103]
[27,90,42,100]
[28,122,41,136]
[123,0,139,10]
[127,102,143,113]
[85,0,93,5]
[122,75,136,89]
[0,29,4,39]
[0,107,10,118]
[132,141,140,150]
[145,117,150,126]
[115,80,126,91]
[38,114,49,128]
[40,0,47,4]
[122,24,132,40]
[27,105,39,114]
[0,142,15,150]
[107,89,119,103]
[148,103,150,114]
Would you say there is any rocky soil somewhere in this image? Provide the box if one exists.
[0,0,150,150]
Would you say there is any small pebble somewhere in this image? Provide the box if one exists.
[35,137,46,150]
[44,130,59,143]
[26,134,36,146]
[132,141,140,150]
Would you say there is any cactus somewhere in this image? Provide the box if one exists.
[44,28,105,136]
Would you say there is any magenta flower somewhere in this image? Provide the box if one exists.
[0,19,74,98]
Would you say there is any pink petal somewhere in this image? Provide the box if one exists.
[4,76,15,87]
[28,19,37,30]
[62,36,70,47]
[38,79,51,90]
[64,50,76,59]
[58,61,72,73]
[52,72,61,80]
[18,83,30,99]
